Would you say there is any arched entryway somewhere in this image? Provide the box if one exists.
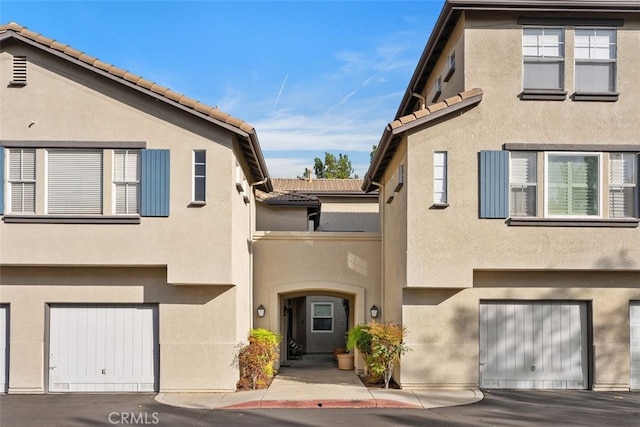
[268,282,366,369]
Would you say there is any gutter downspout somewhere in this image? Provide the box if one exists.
[370,181,385,322]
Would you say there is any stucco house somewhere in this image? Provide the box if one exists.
[363,0,640,391]
[0,21,272,393]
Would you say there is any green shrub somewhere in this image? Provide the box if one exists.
[347,321,410,388]
[236,328,281,390]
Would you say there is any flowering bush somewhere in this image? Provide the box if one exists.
[236,328,281,390]
[348,321,410,389]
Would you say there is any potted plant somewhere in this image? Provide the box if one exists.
[336,351,354,370]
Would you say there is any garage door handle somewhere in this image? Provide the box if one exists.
[49,366,57,370]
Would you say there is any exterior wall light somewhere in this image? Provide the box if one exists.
[257,304,266,318]
[370,305,379,318]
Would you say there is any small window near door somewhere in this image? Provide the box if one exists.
[311,302,333,332]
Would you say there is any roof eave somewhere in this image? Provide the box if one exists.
[363,90,483,192]
[1,27,273,190]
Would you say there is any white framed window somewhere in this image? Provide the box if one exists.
[522,27,564,90]
[545,152,601,218]
[444,51,456,82]
[47,149,103,214]
[113,150,140,214]
[575,28,616,93]
[193,150,206,202]
[609,153,636,218]
[434,151,448,204]
[432,77,442,102]
[311,302,333,333]
[510,152,537,217]
[8,148,36,213]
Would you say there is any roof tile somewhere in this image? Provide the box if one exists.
[427,101,447,113]
[413,108,431,119]
[444,95,462,107]
[62,46,83,59]
[460,87,483,100]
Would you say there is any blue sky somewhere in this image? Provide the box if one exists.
[1,0,444,178]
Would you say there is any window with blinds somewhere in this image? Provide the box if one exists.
[522,27,564,90]
[9,148,36,213]
[47,149,103,214]
[311,302,333,333]
[510,152,537,217]
[575,28,616,93]
[114,150,140,214]
[546,153,600,217]
[609,153,636,218]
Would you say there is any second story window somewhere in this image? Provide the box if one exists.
[193,150,206,203]
[8,148,35,213]
[114,150,140,214]
[522,27,564,91]
[433,151,448,205]
[432,77,442,102]
[47,149,103,214]
[574,28,616,93]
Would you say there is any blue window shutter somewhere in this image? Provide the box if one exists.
[0,148,4,215]
[479,150,509,218]
[140,149,170,217]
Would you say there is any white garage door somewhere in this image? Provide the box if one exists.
[479,301,588,389]
[0,305,8,392]
[631,302,640,390]
[49,304,157,392]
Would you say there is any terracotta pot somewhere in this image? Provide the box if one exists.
[336,352,354,370]
[333,347,346,360]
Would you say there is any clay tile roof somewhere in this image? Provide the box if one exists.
[0,22,257,137]
[364,88,484,192]
[255,189,320,206]
[272,178,368,194]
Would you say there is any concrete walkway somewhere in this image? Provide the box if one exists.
[155,355,483,410]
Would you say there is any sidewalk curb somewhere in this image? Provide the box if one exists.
[219,399,422,410]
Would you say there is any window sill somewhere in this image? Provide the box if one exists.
[2,215,141,224]
[188,201,207,207]
[508,217,638,228]
[572,92,619,102]
[443,67,455,82]
[520,90,567,101]
[430,203,449,209]
[8,81,27,87]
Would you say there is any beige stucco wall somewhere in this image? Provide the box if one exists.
[0,267,240,393]
[401,271,639,390]
[403,12,640,289]
[380,10,640,389]
[0,38,256,392]
[0,41,252,287]
[256,204,309,231]
[252,232,381,369]
[316,197,379,232]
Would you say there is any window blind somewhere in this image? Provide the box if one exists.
[510,152,536,217]
[9,148,36,213]
[48,150,103,214]
[114,150,140,214]
[609,153,636,218]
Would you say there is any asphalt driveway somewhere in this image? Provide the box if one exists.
[0,390,638,426]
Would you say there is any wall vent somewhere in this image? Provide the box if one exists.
[11,56,27,86]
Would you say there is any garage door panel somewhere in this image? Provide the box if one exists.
[480,301,588,390]
[49,305,157,393]
[0,306,8,393]
[631,302,640,390]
